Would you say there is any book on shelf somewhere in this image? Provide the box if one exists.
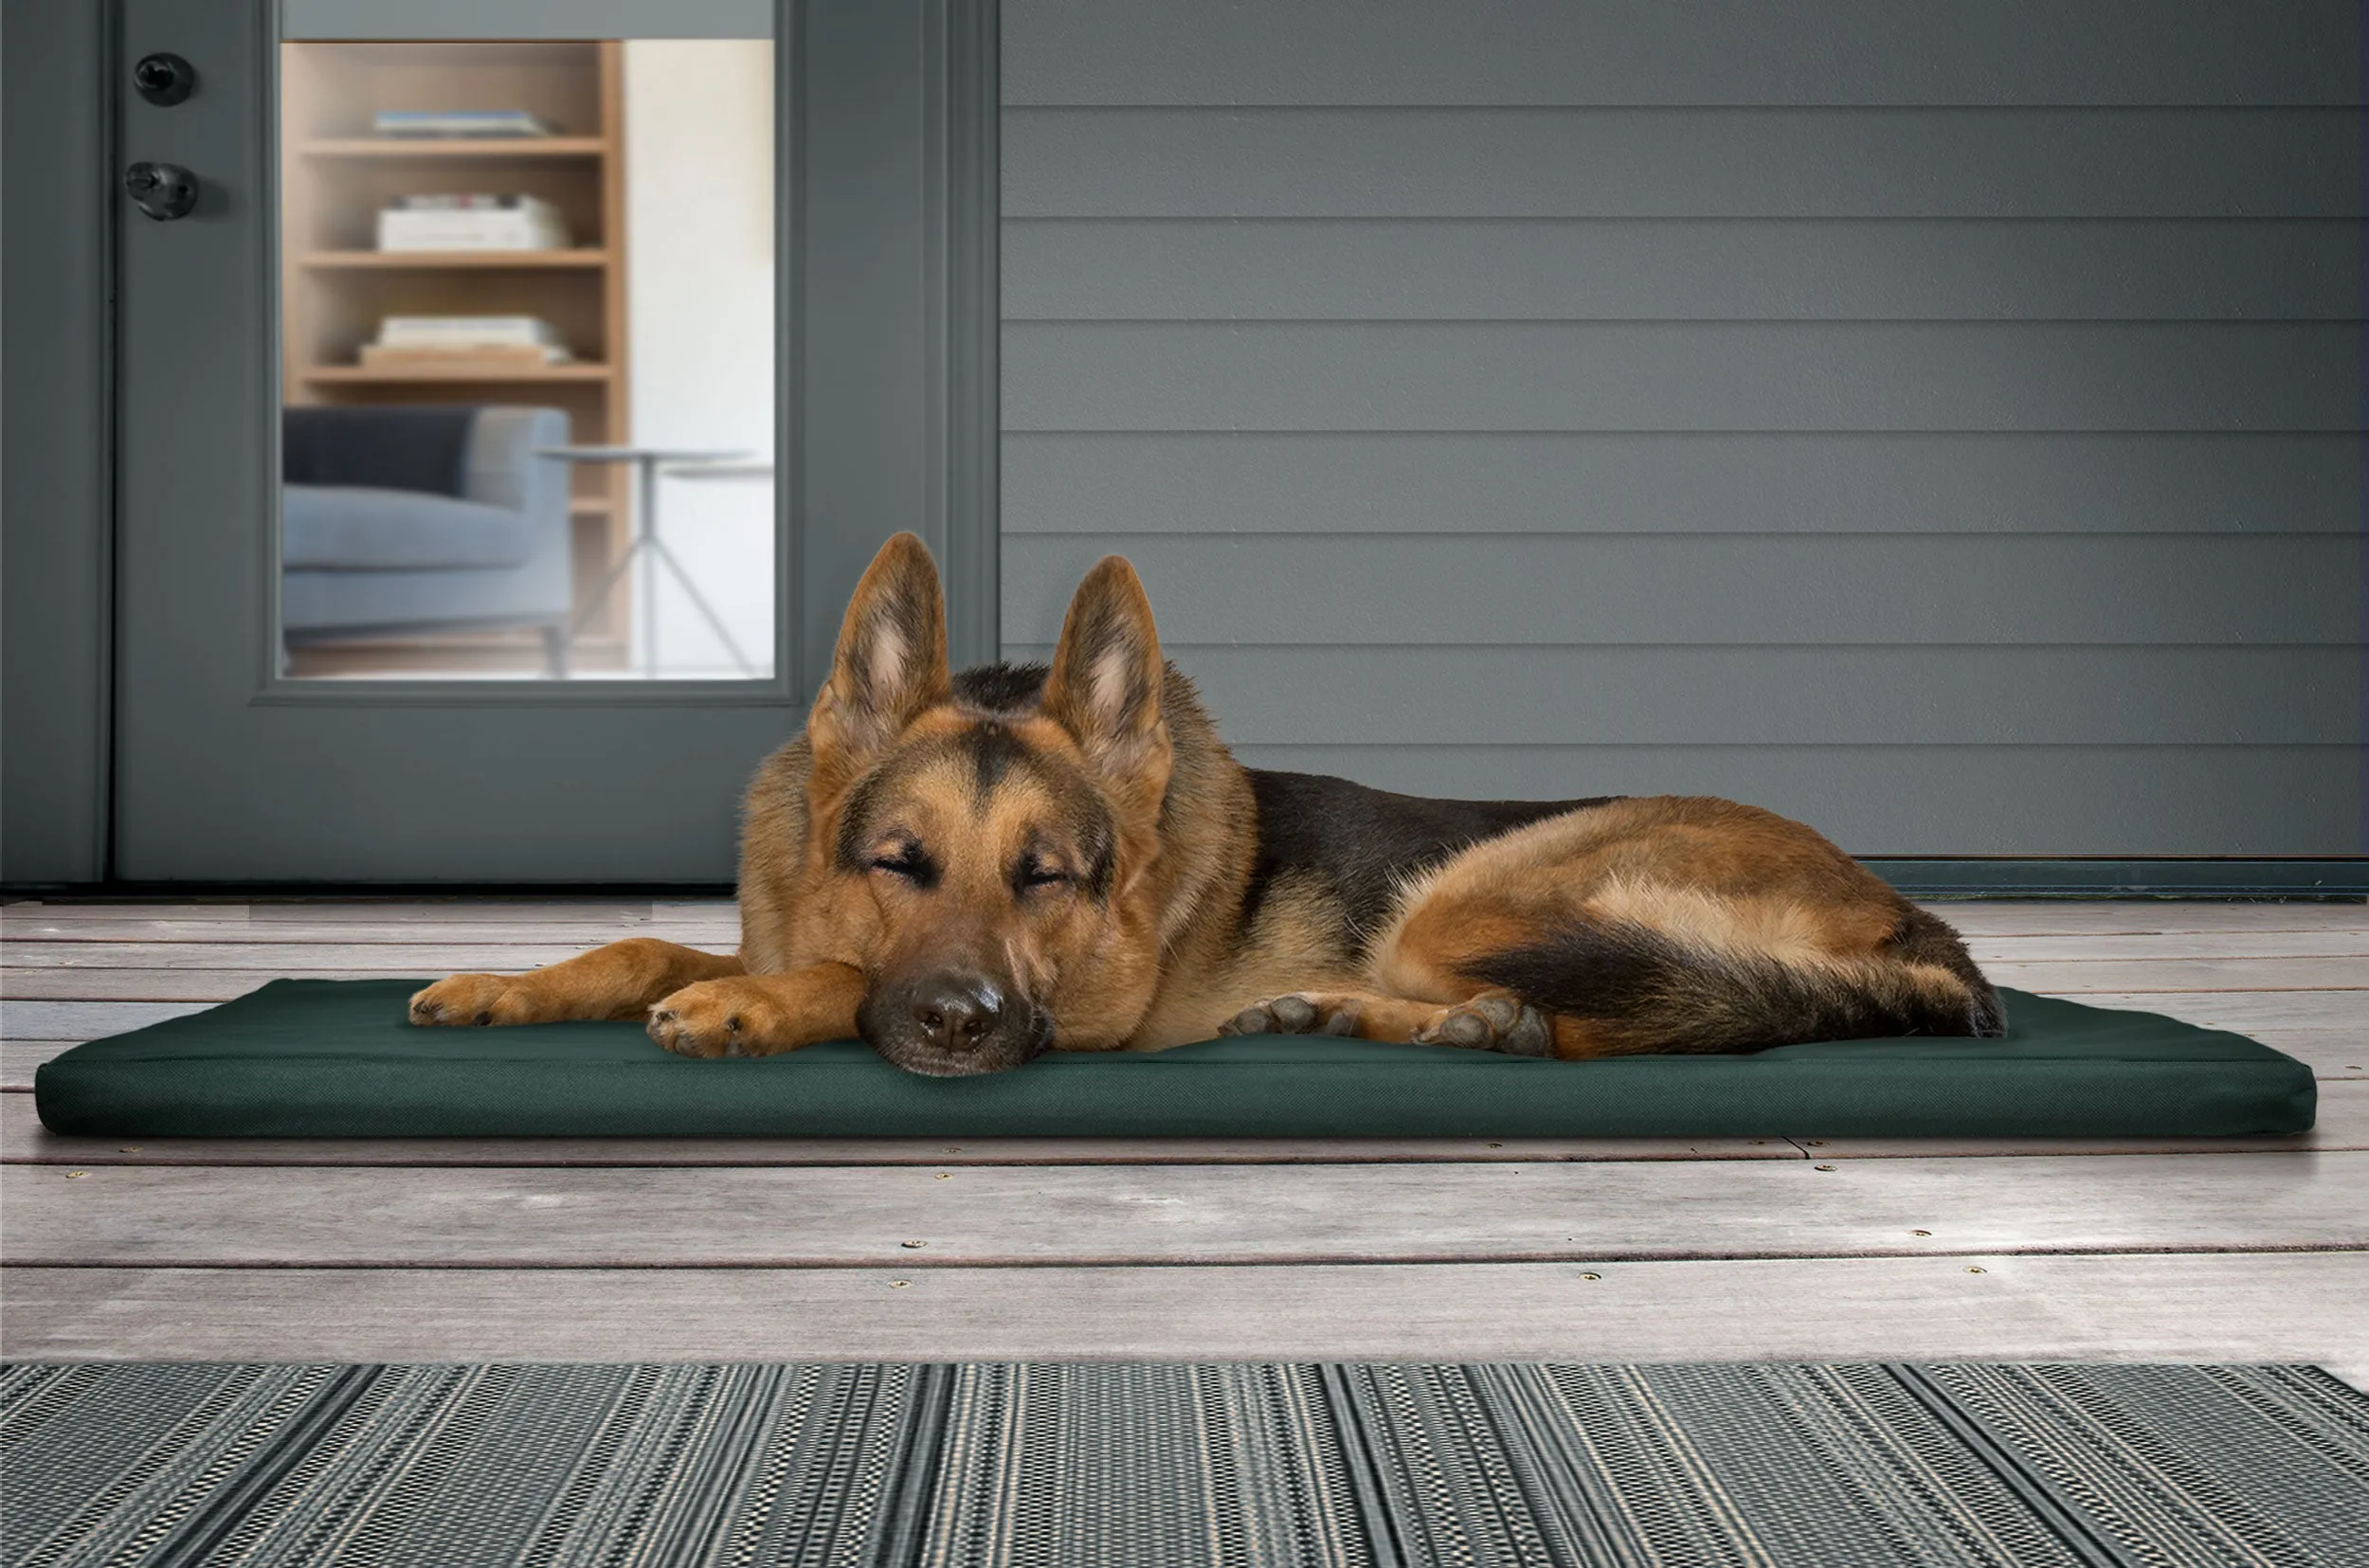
[356,343,576,369]
[371,108,556,138]
[377,193,571,253]
[390,193,552,210]
[376,315,569,349]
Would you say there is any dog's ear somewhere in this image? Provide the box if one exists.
[1041,555,1169,799]
[807,533,950,785]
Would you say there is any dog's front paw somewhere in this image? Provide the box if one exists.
[410,973,555,1027]
[647,978,795,1059]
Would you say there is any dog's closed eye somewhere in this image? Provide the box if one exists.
[868,845,940,887]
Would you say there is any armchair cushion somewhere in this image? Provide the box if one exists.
[282,405,476,497]
[281,485,534,570]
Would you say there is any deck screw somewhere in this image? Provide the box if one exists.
[1964,1266,1987,1274]
[63,1171,88,1179]
[943,1146,963,1153]
[900,1239,927,1249]
[1802,1140,1828,1147]
[1579,1272,1601,1281]
[933,1172,951,1180]
[1485,1142,1504,1149]
[119,1146,143,1153]
[1910,1230,1932,1236]
[890,1279,911,1289]
[1814,1163,1837,1171]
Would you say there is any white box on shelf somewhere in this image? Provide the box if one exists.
[376,315,569,351]
[376,209,572,253]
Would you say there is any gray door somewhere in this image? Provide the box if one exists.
[111,0,994,882]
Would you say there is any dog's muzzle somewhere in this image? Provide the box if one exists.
[858,970,1052,1076]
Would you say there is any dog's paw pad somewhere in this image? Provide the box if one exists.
[1219,1003,1280,1036]
[1219,994,1358,1037]
[1268,995,1318,1032]
[1414,995,1553,1057]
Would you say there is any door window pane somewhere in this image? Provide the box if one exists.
[279,35,775,679]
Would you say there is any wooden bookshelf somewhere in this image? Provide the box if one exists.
[299,249,611,270]
[280,40,633,672]
[301,364,615,385]
[297,135,611,159]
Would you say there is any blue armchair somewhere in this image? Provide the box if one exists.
[281,405,574,676]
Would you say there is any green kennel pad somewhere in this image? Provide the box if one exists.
[31,979,2314,1139]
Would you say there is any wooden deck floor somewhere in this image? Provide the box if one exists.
[3,897,2363,1374]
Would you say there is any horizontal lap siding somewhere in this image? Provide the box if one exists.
[1004,434,2360,535]
[1005,323,2359,431]
[1003,111,2362,219]
[999,2,2366,855]
[1001,535,2360,645]
[1005,221,2362,322]
[1003,2,2360,107]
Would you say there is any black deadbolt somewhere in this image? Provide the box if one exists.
[134,52,196,106]
[124,161,199,221]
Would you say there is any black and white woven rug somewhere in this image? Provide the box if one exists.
[6,1361,2364,1565]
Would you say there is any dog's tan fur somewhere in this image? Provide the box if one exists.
[414,534,2001,1070]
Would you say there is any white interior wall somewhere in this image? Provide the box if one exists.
[622,39,776,676]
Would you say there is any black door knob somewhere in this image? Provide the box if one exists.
[124,161,199,221]
[134,52,197,105]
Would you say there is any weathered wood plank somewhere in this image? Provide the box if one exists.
[9,1253,2363,1362]
[0,920,738,946]
[1924,903,2369,936]
[650,901,739,920]
[1967,931,2369,961]
[6,1043,83,1090]
[4,971,381,1000]
[6,942,641,969]
[1,1000,207,1041]
[2069,991,2368,1033]
[2249,1030,2367,1078]
[245,901,681,925]
[0,903,251,924]
[9,1153,2361,1270]
[1986,956,2364,993]
[0,900,677,927]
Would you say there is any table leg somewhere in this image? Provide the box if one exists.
[635,457,660,676]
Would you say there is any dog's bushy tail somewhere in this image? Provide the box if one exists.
[1462,907,2005,1056]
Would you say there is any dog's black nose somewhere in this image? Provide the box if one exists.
[911,977,1001,1052]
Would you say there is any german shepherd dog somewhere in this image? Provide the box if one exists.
[412,534,2004,1075]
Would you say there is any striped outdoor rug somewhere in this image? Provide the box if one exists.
[5,1362,2363,1566]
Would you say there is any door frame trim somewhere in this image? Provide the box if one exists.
[1,0,117,883]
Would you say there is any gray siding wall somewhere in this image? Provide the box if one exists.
[998,0,2362,856]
